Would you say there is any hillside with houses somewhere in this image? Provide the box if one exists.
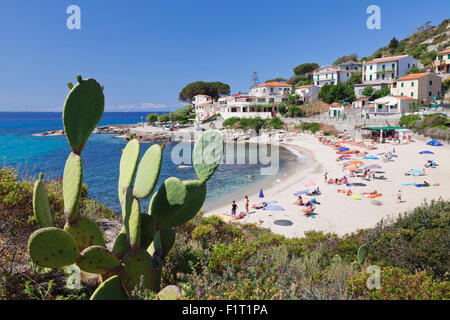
[191,19,450,130]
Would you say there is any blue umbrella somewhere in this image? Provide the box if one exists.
[364,156,379,160]
[259,189,264,198]
[427,140,443,146]
[338,147,350,151]
[419,151,434,155]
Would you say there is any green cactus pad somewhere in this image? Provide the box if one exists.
[164,180,206,228]
[63,152,83,222]
[77,246,121,274]
[28,228,80,268]
[149,177,187,222]
[118,139,140,203]
[90,275,129,300]
[331,254,342,264]
[112,229,129,259]
[121,249,154,291]
[156,285,183,300]
[140,214,156,250]
[64,217,105,250]
[148,228,175,260]
[193,130,223,182]
[126,198,141,248]
[63,76,105,154]
[121,186,134,228]
[357,245,368,265]
[33,173,53,228]
[133,144,162,199]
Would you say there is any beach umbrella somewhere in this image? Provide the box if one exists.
[419,151,434,154]
[364,156,379,160]
[300,180,316,186]
[348,160,364,165]
[408,170,424,176]
[366,164,382,170]
[427,140,443,146]
[344,165,360,171]
[338,147,350,152]
[259,189,264,198]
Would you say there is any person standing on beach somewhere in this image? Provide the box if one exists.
[245,196,249,214]
[397,190,402,203]
[231,201,238,219]
[324,172,328,182]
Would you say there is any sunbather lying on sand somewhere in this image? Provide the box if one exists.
[303,206,315,217]
[293,196,303,206]
[252,202,267,209]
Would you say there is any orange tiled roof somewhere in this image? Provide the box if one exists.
[391,96,417,100]
[365,55,409,64]
[252,81,292,88]
[296,85,315,89]
[437,48,450,55]
[396,72,430,81]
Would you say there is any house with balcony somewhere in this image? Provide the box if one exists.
[354,55,419,98]
[368,95,417,117]
[313,68,357,87]
[193,94,217,122]
[218,93,280,120]
[294,85,320,103]
[435,48,450,79]
[390,72,442,104]
[336,61,361,72]
[250,81,292,103]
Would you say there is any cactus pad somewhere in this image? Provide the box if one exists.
[357,245,368,265]
[121,249,154,291]
[90,275,129,300]
[148,228,175,261]
[164,180,206,228]
[63,76,105,154]
[149,177,187,221]
[118,139,140,203]
[140,214,156,249]
[28,228,80,268]
[127,198,141,248]
[193,130,223,182]
[133,144,162,199]
[63,152,83,222]
[64,217,106,250]
[77,246,121,274]
[33,173,53,228]
[156,285,183,300]
[112,229,129,259]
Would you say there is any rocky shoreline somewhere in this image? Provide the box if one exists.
[34,123,306,144]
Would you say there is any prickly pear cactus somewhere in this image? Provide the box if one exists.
[27,75,224,300]
[357,245,368,265]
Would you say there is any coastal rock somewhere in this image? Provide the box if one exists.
[33,129,65,137]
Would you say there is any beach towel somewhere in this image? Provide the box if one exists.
[402,183,414,186]
[294,190,310,197]
[353,194,362,200]
[263,204,286,211]
[367,194,382,199]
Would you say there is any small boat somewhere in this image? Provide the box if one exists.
[177,165,191,169]
[247,175,255,179]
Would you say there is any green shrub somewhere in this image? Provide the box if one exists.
[299,122,320,133]
[347,267,450,300]
[209,238,258,273]
[223,117,240,127]
[399,114,421,128]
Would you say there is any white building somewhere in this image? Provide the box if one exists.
[370,95,418,116]
[192,94,217,122]
[294,85,320,103]
[355,55,419,98]
[250,81,292,103]
[313,68,357,87]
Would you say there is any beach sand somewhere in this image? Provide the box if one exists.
[204,133,450,238]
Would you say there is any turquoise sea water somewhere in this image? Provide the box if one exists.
[0,112,300,213]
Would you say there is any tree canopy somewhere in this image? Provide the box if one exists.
[265,77,287,83]
[333,54,358,66]
[318,83,355,104]
[146,113,158,125]
[293,63,319,77]
[362,85,375,97]
[178,81,230,102]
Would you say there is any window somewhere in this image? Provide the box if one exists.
[429,91,432,96]
[429,80,432,85]
[370,75,372,81]
[382,74,385,80]
[411,82,414,87]
[401,83,404,87]
[392,73,395,79]
[347,73,349,77]
[411,92,414,97]
[370,65,373,70]
[382,64,386,70]
[326,74,328,78]
[401,93,404,96]
[392,63,395,69]
[355,66,358,70]
[408,63,410,68]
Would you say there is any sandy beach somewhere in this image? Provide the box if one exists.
[204,133,450,238]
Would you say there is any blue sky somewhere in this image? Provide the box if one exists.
[0,0,448,112]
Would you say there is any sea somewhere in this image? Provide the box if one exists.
[0,112,303,214]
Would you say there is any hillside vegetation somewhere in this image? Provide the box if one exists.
[0,167,449,300]
[366,19,450,69]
